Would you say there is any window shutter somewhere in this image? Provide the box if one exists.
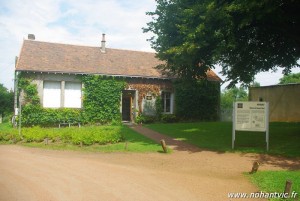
[43,81,61,108]
[64,82,82,108]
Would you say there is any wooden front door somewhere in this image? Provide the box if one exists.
[122,90,135,122]
[122,97,131,121]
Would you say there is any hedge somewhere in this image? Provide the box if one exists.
[0,125,125,145]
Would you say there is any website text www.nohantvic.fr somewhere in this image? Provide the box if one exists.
[228,191,298,199]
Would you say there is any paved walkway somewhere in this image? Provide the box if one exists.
[129,125,300,170]
[129,124,201,152]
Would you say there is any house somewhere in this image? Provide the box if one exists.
[249,84,300,122]
[15,34,222,123]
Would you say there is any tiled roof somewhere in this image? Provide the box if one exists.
[16,39,222,81]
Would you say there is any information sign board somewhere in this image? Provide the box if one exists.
[235,102,267,132]
[232,102,269,151]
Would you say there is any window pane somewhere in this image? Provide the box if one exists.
[43,81,61,108]
[162,92,171,113]
[165,92,170,99]
[165,97,171,112]
[64,82,82,108]
[161,93,164,110]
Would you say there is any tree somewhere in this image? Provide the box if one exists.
[221,86,248,109]
[279,72,300,84]
[250,81,260,87]
[144,0,300,87]
[0,84,14,119]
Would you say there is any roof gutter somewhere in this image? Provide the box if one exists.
[16,70,171,80]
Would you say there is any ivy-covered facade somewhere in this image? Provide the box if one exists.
[16,72,176,125]
[15,35,221,126]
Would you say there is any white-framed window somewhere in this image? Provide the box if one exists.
[43,81,82,108]
[161,91,173,113]
[43,81,61,108]
[64,82,82,108]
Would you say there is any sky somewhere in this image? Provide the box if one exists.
[0,0,299,91]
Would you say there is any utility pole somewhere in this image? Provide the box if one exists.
[13,57,18,127]
[18,87,22,138]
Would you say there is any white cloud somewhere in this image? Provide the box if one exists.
[255,68,300,86]
[215,65,300,90]
[0,0,156,89]
[0,0,298,91]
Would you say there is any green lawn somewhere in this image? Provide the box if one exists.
[0,123,161,153]
[146,122,300,157]
[249,171,300,201]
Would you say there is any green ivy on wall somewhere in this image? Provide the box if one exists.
[174,79,220,121]
[22,104,82,126]
[18,73,219,126]
[18,74,126,126]
[18,74,83,126]
[81,75,126,124]
[18,76,40,105]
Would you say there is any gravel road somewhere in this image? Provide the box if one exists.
[0,145,298,201]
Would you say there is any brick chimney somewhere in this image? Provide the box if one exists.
[28,34,35,40]
[101,33,106,53]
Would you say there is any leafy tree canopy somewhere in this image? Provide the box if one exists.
[221,86,248,109]
[279,72,300,84]
[0,83,13,116]
[250,81,261,87]
[144,0,300,87]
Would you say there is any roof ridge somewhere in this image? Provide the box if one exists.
[24,39,156,54]
[24,39,98,48]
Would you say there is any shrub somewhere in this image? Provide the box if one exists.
[52,128,72,143]
[136,113,178,124]
[71,128,93,145]
[21,106,83,127]
[135,114,145,124]
[0,123,19,142]
[2,113,13,123]
[136,114,157,124]
[1,124,125,146]
[161,114,178,123]
[92,126,124,144]
[174,79,220,121]
[22,126,48,142]
[155,95,163,119]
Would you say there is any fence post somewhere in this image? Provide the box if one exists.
[160,139,167,153]
[250,161,260,174]
[284,180,293,196]
[44,138,48,145]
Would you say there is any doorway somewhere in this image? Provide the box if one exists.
[122,90,135,122]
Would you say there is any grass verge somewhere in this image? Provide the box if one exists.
[248,170,300,201]
[146,122,300,157]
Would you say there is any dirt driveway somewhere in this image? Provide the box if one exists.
[0,145,299,201]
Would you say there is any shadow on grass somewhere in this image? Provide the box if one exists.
[138,122,300,169]
[242,153,300,170]
[129,124,227,154]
